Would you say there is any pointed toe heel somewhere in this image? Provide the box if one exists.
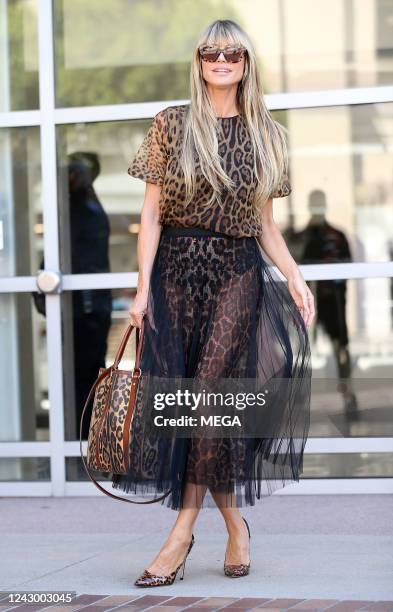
[134,534,194,587]
[224,517,251,578]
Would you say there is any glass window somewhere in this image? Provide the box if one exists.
[0,292,48,442]
[65,454,393,481]
[309,277,393,384]
[67,453,393,482]
[308,277,393,438]
[56,121,143,274]
[66,457,110,481]
[62,288,137,441]
[303,453,393,478]
[0,458,50,481]
[0,127,42,277]
[273,103,393,264]
[0,0,39,112]
[53,0,393,108]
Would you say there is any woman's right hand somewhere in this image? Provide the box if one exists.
[129,291,148,328]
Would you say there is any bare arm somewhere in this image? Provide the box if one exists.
[129,182,162,327]
[257,197,299,281]
[257,197,315,328]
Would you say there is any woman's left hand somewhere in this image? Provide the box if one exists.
[287,270,315,328]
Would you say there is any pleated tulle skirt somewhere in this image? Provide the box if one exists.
[111,224,312,510]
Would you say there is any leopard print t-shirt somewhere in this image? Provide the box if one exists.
[127,103,291,237]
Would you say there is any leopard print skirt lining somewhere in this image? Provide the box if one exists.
[111,224,312,510]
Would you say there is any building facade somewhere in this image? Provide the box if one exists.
[0,0,392,496]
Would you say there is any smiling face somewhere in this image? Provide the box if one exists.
[199,39,246,90]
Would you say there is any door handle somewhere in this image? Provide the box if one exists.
[36,269,62,294]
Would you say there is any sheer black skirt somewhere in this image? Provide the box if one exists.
[111,224,312,510]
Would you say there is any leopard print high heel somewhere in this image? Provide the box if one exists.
[134,534,195,587]
[224,517,250,578]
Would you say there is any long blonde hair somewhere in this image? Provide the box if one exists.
[180,19,290,213]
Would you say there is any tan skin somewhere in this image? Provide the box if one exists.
[129,41,315,577]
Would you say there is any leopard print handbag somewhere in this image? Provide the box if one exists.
[79,315,172,504]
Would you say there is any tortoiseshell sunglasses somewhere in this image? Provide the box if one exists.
[198,45,247,63]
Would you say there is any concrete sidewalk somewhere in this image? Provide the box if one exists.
[0,495,392,604]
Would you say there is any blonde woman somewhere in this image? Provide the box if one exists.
[112,18,314,586]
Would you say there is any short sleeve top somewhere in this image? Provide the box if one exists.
[127,103,291,237]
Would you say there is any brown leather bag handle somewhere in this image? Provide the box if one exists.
[113,318,145,369]
[79,315,172,504]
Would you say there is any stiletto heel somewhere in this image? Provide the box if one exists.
[243,517,251,539]
[179,558,187,580]
[224,517,251,578]
[134,534,194,587]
